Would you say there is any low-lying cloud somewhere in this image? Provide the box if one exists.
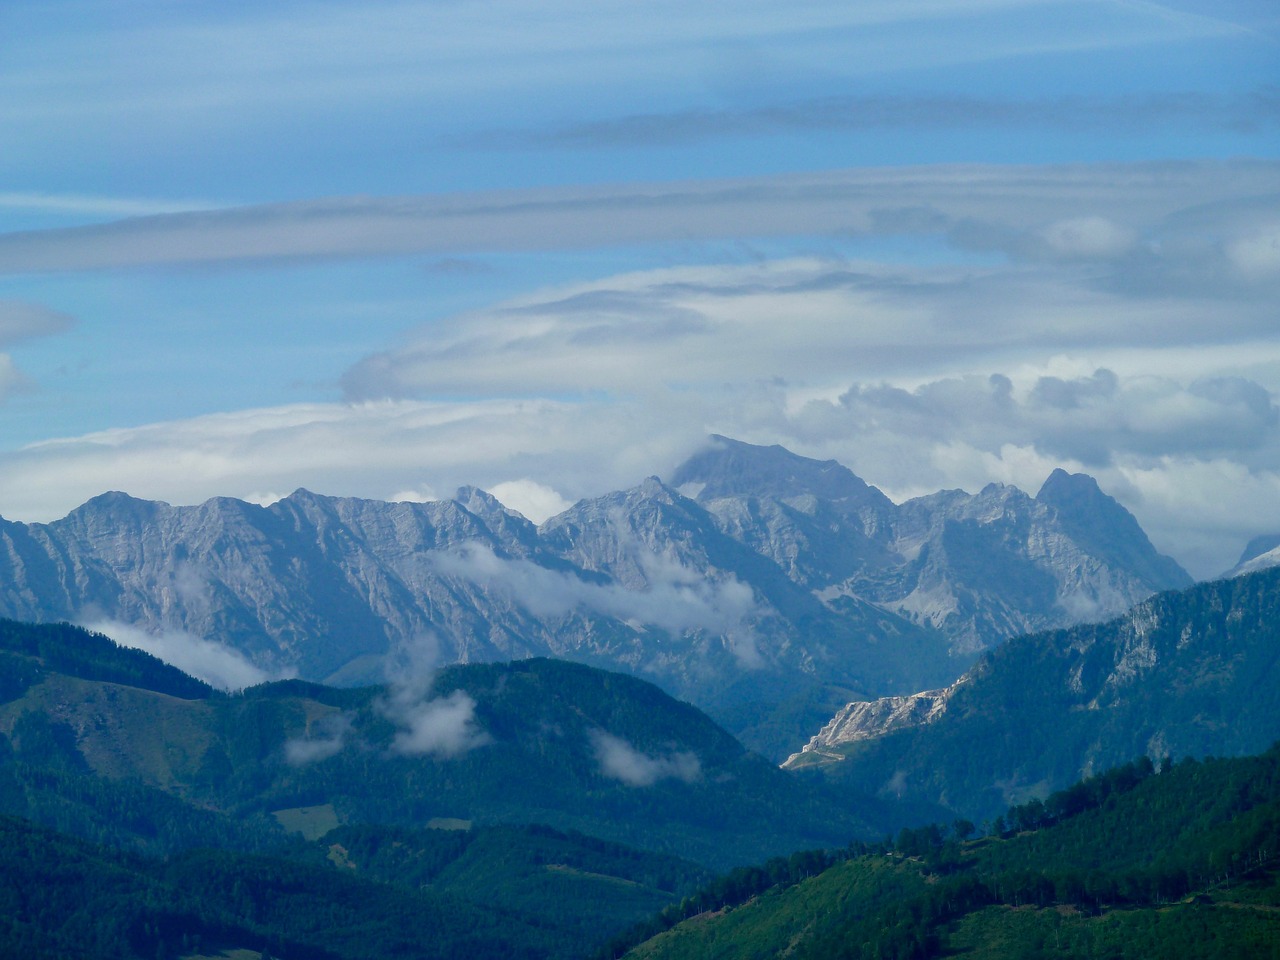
[430,540,760,644]
[284,713,352,766]
[488,478,574,523]
[379,635,491,759]
[389,690,489,758]
[85,619,273,692]
[589,729,701,787]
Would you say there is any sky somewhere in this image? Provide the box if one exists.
[0,0,1277,579]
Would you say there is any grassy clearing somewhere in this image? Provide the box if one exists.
[272,803,340,841]
[427,817,471,831]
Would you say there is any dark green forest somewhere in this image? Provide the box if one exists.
[607,746,1280,959]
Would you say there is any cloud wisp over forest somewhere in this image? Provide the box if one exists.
[0,1,1277,578]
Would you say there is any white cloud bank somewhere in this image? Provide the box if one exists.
[430,541,761,663]
[85,619,273,692]
[285,714,353,766]
[389,689,490,758]
[590,730,701,787]
[379,636,491,759]
[488,479,573,523]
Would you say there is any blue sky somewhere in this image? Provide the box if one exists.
[0,0,1278,577]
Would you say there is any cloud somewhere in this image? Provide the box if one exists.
[84,619,273,692]
[1,358,1278,581]
[0,162,1276,584]
[789,369,1280,469]
[488,479,573,522]
[764,367,1280,576]
[0,301,76,403]
[342,251,1277,403]
[0,192,220,220]
[0,300,75,347]
[1,161,1275,275]
[1229,224,1280,279]
[391,690,489,758]
[429,540,760,643]
[388,485,441,504]
[12,0,1241,137]
[589,729,701,787]
[285,714,353,765]
[421,257,495,277]
[0,355,34,403]
[380,635,490,759]
[484,89,1279,149]
[0,397,704,525]
[1038,216,1137,260]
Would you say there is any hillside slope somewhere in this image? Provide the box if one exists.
[614,747,1280,960]
[789,567,1280,821]
[0,618,900,870]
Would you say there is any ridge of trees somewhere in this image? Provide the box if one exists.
[0,619,214,701]
[603,744,1280,959]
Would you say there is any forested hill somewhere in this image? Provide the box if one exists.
[0,618,907,871]
[0,618,214,701]
[607,745,1280,960]
[0,811,715,960]
[795,566,1280,820]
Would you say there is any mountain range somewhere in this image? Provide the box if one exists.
[0,436,1193,757]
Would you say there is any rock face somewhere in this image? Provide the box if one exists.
[675,437,1191,655]
[0,437,1190,751]
[782,681,964,769]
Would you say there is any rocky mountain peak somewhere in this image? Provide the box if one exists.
[454,486,530,525]
[1035,468,1114,513]
[59,491,168,538]
[1237,533,1280,568]
[671,435,891,512]
[69,490,161,518]
[1222,533,1280,578]
[1035,469,1191,589]
[281,487,324,505]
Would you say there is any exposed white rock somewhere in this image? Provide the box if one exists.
[781,677,967,769]
[1223,539,1280,579]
